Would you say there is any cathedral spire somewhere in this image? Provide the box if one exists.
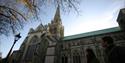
[54,5,61,23]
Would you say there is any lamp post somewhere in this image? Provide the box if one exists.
[5,33,21,63]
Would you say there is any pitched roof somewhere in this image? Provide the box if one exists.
[63,27,121,41]
[117,8,125,22]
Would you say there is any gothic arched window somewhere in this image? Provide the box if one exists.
[30,35,39,45]
[24,35,39,61]
[25,45,37,60]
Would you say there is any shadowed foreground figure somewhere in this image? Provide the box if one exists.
[86,48,100,63]
[101,36,125,63]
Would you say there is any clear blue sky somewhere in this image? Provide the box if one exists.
[0,0,125,58]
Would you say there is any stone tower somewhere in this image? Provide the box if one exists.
[117,8,125,31]
[49,6,64,40]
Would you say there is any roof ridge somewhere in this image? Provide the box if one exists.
[63,27,120,40]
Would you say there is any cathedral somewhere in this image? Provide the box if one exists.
[10,7,125,63]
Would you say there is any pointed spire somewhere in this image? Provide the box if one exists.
[54,5,61,22]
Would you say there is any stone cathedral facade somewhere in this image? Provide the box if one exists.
[11,8,125,63]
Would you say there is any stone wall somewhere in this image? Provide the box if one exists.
[59,31,125,63]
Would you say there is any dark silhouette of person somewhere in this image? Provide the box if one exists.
[101,36,125,63]
[86,48,100,63]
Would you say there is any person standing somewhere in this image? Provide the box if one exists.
[101,36,125,63]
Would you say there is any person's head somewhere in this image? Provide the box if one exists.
[101,36,114,48]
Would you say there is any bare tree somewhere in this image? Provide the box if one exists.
[0,0,80,36]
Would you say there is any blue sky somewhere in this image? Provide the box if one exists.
[0,0,125,58]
